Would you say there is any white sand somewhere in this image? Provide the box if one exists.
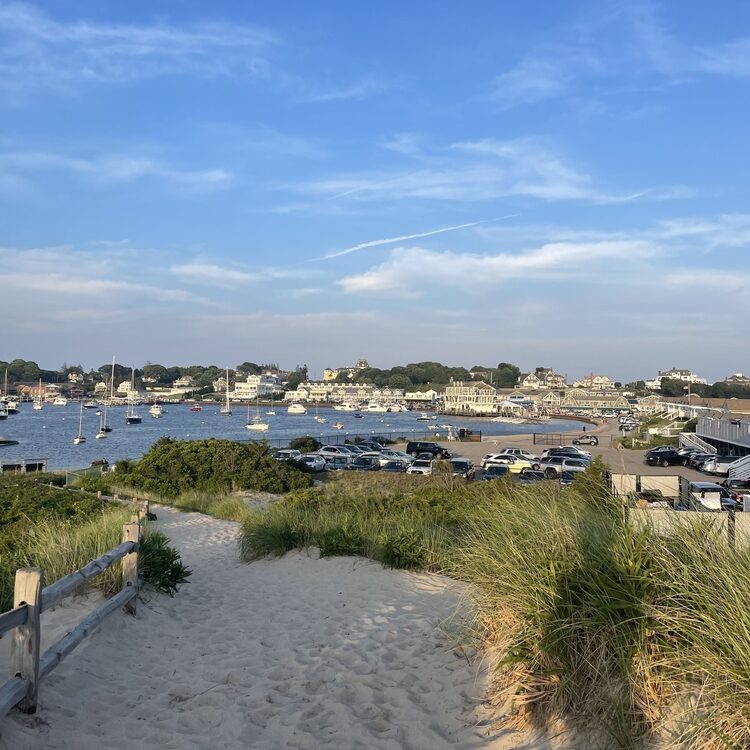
[0,506,553,750]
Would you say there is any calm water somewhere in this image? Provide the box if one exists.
[0,404,586,470]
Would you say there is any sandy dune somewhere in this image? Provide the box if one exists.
[0,506,551,749]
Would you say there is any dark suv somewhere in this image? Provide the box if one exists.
[405,441,452,458]
[645,447,683,467]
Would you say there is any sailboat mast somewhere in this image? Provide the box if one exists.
[109,356,116,404]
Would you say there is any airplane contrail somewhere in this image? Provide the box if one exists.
[320,214,519,260]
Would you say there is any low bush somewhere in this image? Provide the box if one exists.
[140,531,192,596]
[112,437,312,498]
[289,436,322,453]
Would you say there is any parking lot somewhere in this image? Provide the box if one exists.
[394,420,712,483]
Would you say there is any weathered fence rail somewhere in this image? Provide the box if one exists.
[0,516,144,719]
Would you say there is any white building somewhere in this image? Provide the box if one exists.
[572,374,615,390]
[233,374,282,400]
[646,368,708,390]
[283,381,405,404]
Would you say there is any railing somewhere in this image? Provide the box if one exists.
[679,432,717,454]
[0,515,144,718]
[697,416,750,450]
[729,455,750,481]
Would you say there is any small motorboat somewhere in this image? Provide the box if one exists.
[266,410,276,416]
[0,437,19,446]
[190,404,202,412]
[333,422,344,430]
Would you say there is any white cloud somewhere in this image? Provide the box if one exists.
[171,262,260,287]
[320,218,513,260]
[301,77,389,103]
[0,3,278,92]
[0,147,233,192]
[339,240,654,295]
[295,137,652,205]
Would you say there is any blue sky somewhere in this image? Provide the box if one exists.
[2,1,749,382]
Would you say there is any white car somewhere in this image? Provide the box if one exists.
[481,454,533,473]
[496,447,540,461]
[406,459,433,475]
[378,449,414,465]
[296,454,326,472]
[317,445,355,462]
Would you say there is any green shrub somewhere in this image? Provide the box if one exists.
[379,527,425,569]
[289,436,322,453]
[317,523,363,557]
[140,531,192,596]
[114,437,312,498]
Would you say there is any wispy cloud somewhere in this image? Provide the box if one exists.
[0,147,233,192]
[301,76,389,103]
[489,4,750,110]
[170,260,310,288]
[294,137,655,206]
[339,240,655,296]
[320,218,515,260]
[0,2,278,92]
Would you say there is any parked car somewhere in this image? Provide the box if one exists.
[381,460,408,473]
[558,471,577,487]
[701,456,740,476]
[358,441,386,452]
[533,456,589,477]
[406,459,433,475]
[687,452,714,469]
[378,449,414,465]
[324,455,353,471]
[405,441,452,459]
[317,445,355,462]
[495,447,540,461]
[516,469,546,484]
[296,454,327,472]
[644,447,683,467]
[449,458,475,479]
[687,481,739,511]
[347,455,381,471]
[481,454,533,473]
[482,465,510,481]
[542,446,591,460]
[619,423,638,432]
[572,435,599,446]
[275,449,302,462]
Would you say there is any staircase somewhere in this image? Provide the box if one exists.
[679,432,717,454]
[728,455,750,481]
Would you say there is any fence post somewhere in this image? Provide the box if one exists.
[12,567,43,714]
[122,522,140,615]
[728,508,736,550]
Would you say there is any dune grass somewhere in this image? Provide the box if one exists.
[238,463,750,749]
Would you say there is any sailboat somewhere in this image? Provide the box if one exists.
[245,396,269,432]
[220,368,232,416]
[125,367,141,424]
[2,369,18,414]
[96,403,108,439]
[313,400,327,424]
[73,401,86,444]
[33,378,43,411]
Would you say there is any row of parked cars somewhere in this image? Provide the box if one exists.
[273,441,596,486]
[644,446,744,476]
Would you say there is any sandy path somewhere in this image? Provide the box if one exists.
[0,506,533,750]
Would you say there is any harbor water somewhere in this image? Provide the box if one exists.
[0,404,588,470]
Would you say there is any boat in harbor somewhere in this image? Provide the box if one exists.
[266,410,276,416]
[333,402,357,412]
[0,437,19,446]
[149,404,163,418]
[287,402,307,415]
[52,396,68,406]
[313,401,327,424]
[416,413,430,421]
[245,398,269,432]
[220,368,232,416]
[0,404,7,420]
[73,401,86,444]
[83,400,99,409]
[333,422,344,430]
[125,368,141,424]
[190,404,202,412]
[33,378,43,411]
[366,402,388,413]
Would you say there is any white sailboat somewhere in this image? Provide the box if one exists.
[96,403,108,439]
[313,400,327,424]
[125,367,141,424]
[33,378,43,411]
[245,397,269,432]
[220,368,232,416]
[73,400,86,444]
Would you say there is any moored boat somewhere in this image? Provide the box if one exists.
[287,403,307,415]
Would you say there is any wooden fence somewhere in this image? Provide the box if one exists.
[0,511,145,718]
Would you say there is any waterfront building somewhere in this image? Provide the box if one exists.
[518,367,567,390]
[572,374,615,390]
[443,381,498,415]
